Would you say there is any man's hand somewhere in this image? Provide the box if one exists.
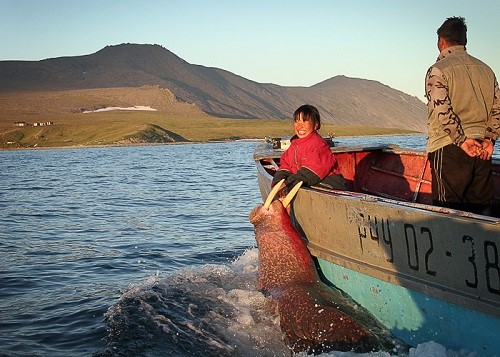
[460,139,482,157]
[479,139,494,160]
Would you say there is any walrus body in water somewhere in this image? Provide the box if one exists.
[249,181,395,354]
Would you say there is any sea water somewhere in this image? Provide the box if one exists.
[0,135,489,356]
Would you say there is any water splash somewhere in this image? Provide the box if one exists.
[96,249,289,356]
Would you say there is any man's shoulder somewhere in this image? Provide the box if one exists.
[466,54,495,74]
[437,50,491,70]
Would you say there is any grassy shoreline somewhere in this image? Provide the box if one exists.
[0,88,421,150]
[0,128,422,151]
[0,115,420,150]
[1,111,422,151]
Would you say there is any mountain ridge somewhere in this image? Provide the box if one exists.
[0,43,427,131]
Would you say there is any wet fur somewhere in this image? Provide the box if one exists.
[249,199,393,354]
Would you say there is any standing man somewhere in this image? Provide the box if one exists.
[425,16,500,215]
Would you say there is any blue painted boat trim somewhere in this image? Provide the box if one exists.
[316,257,500,356]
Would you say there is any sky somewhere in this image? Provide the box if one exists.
[1,0,499,101]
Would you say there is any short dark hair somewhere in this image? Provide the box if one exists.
[293,104,321,130]
[437,16,467,46]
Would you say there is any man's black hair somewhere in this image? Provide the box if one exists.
[437,16,467,46]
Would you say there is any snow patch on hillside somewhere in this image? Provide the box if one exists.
[83,105,157,113]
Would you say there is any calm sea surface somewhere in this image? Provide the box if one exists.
[0,135,486,356]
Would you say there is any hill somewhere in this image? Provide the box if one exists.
[0,44,427,132]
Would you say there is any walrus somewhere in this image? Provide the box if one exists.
[249,180,395,354]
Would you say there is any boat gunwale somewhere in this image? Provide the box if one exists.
[254,149,500,224]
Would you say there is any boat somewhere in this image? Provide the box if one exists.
[253,137,500,356]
